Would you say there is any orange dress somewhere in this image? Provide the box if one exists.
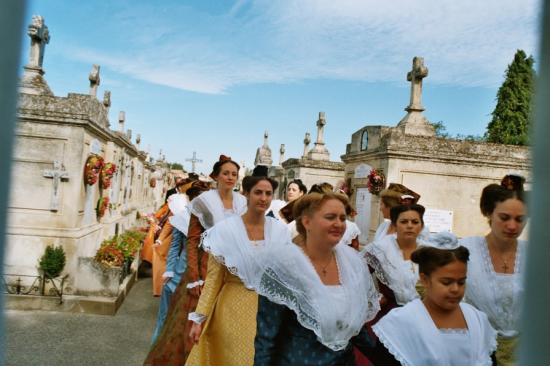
[152,221,173,296]
[144,214,207,365]
[141,204,170,264]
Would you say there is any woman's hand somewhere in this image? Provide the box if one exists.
[189,322,203,344]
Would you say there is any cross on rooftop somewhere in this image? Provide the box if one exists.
[186,151,203,173]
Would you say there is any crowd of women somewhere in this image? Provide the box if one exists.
[140,154,526,366]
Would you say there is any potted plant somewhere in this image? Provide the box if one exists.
[39,245,66,278]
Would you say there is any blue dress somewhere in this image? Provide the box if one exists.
[254,295,375,366]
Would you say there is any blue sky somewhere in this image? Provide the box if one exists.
[21,0,542,175]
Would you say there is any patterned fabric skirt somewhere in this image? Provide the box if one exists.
[496,335,518,366]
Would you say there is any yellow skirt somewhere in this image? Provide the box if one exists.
[495,335,518,366]
[186,279,258,366]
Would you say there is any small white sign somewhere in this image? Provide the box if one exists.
[90,139,102,154]
[354,164,371,179]
[424,209,453,233]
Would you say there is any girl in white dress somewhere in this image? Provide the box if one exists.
[370,240,497,365]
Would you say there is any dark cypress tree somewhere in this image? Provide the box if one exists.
[486,50,535,145]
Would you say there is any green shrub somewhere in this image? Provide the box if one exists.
[39,245,66,278]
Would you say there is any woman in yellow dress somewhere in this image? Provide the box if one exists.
[186,169,290,366]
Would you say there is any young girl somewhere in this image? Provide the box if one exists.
[370,241,497,365]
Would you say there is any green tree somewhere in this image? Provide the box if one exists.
[170,162,184,170]
[486,50,535,145]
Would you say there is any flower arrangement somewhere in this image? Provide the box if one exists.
[100,162,117,189]
[367,169,386,195]
[84,155,105,186]
[95,240,125,267]
[96,196,110,219]
[94,230,146,267]
[149,177,156,188]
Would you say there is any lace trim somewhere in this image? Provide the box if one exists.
[362,247,393,288]
[188,312,207,324]
[186,280,204,289]
[372,325,410,366]
[438,328,468,335]
[199,229,257,290]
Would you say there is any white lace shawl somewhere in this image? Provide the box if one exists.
[267,199,286,218]
[200,215,291,289]
[256,242,381,351]
[460,236,526,337]
[362,236,420,305]
[339,220,361,246]
[373,298,497,366]
[190,189,247,229]
[169,205,192,236]
[167,193,189,216]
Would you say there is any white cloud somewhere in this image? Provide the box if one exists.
[60,0,542,94]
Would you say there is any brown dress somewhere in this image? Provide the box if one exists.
[144,214,208,365]
[152,221,173,296]
[141,204,170,264]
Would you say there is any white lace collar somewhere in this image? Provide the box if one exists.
[373,299,497,366]
[200,215,290,289]
[257,242,380,351]
[169,205,192,236]
[460,236,526,336]
[338,220,361,246]
[190,189,247,229]
[362,235,420,305]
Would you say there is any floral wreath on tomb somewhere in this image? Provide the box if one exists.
[96,196,110,219]
[100,162,117,189]
[367,168,386,195]
[149,177,156,188]
[84,154,105,186]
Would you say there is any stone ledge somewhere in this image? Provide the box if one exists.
[4,270,138,316]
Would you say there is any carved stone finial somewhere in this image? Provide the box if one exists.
[103,90,111,107]
[136,134,141,149]
[118,111,125,133]
[303,132,311,158]
[279,144,286,165]
[89,64,101,97]
[127,129,132,141]
[255,131,273,167]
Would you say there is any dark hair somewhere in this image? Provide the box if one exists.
[186,181,210,201]
[210,155,240,178]
[293,192,350,239]
[242,176,278,193]
[411,246,470,276]
[480,175,526,217]
[390,204,425,225]
[287,179,307,195]
[308,182,334,194]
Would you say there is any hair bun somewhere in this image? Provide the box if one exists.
[218,154,232,163]
[501,174,525,192]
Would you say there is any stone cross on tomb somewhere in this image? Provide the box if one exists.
[27,15,50,70]
[89,64,101,97]
[303,132,311,158]
[406,57,428,112]
[315,112,327,145]
[43,161,69,211]
[263,131,269,147]
[118,111,125,133]
[279,144,286,165]
[186,151,203,173]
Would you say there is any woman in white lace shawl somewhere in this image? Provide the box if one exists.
[254,192,380,365]
[459,175,527,365]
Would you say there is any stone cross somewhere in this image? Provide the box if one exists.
[127,129,132,141]
[263,131,269,147]
[103,91,111,127]
[136,134,141,149]
[186,151,203,173]
[303,132,311,158]
[279,144,285,165]
[118,111,125,132]
[406,57,428,112]
[315,112,327,144]
[89,64,101,97]
[42,161,69,211]
[27,15,50,70]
